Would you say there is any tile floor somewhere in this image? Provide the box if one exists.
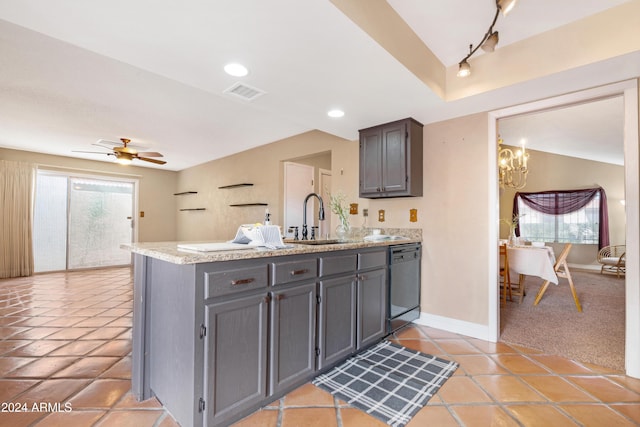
[0,267,638,427]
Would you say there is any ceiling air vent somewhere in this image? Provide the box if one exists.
[223,82,266,101]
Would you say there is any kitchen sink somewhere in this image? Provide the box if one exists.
[283,239,342,245]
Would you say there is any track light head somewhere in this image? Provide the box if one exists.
[481,31,499,52]
[457,60,471,77]
[497,0,517,16]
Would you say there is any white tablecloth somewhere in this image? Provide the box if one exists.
[507,245,558,284]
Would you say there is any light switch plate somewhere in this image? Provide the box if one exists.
[410,209,417,222]
[363,208,368,217]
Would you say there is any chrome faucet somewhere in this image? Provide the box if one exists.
[302,193,325,240]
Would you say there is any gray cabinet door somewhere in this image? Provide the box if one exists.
[359,127,383,196]
[357,268,387,350]
[381,122,407,194]
[317,275,356,369]
[205,292,269,427]
[269,282,317,396]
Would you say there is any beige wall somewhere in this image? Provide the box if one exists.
[0,147,178,242]
[419,114,491,324]
[175,131,356,241]
[499,148,625,267]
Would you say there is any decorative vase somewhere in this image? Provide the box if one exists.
[508,227,517,246]
[335,218,350,241]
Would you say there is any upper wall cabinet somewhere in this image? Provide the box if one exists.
[359,118,423,198]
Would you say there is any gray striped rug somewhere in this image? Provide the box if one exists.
[313,341,458,427]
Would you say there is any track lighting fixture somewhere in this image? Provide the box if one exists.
[456,0,517,77]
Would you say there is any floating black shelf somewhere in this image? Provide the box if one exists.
[174,191,198,195]
[229,203,268,207]
[218,183,254,189]
[179,208,206,211]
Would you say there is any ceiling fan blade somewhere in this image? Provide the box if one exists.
[138,156,167,165]
[137,151,163,157]
[92,141,115,149]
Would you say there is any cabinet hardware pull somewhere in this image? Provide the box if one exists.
[359,275,367,281]
[289,269,308,276]
[276,294,286,301]
[231,278,254,286]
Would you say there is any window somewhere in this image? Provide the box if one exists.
[518,194,600,244]
[513,188,610,248]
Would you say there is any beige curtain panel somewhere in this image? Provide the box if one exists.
[1,160,35,278]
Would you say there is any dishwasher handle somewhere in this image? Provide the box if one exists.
[391,249,420,263]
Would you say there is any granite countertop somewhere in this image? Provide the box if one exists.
[123,228,422,265]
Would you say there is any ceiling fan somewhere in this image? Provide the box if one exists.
[73,138,167,165]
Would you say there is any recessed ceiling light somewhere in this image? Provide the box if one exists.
[327,109,344,118]
[224,63,248,77]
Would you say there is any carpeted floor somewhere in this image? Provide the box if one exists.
[500,269,625,371]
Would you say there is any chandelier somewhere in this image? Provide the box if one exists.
[498,137,529,190]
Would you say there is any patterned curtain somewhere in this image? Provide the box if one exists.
[513,187,610,249]
[0,160,35,278]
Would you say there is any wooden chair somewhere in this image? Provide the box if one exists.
[533,243,582,312]
[510,273,526,304]
[597,244,626,278]
[499,244,512,306]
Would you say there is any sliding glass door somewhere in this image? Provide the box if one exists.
[33,171,135,272]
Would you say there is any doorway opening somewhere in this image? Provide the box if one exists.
[489,79,639,378]
[497,96,625,369]
[282,152,332,240]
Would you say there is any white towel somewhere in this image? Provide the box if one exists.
[231,225,286,249]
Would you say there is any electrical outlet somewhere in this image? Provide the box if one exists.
[378,209,385,222]
[409,209,417,222]
[350,203,358,215]
[363,209,368,217]
[140,211,145,218]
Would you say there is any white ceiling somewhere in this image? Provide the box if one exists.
[0,0,634,171]
[498,96,625,166]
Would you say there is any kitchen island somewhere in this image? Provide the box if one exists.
[127,233,421,427]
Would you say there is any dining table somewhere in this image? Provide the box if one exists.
[507,244,558,284]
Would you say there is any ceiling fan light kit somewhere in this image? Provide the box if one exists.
[457,0,517,77]
[115,154,133,165]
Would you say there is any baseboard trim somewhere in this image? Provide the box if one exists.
[569,263,601,272]
[413,312,495,342]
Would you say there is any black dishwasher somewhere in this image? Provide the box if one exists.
[388,243,421,333]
